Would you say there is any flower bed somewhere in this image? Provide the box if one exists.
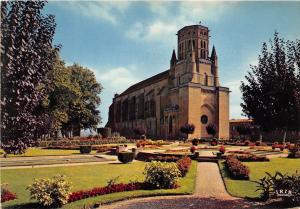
[165,148,190,153]
[148,155,181,162]
[136,139,172,148]
[39,137,133,147]
[1,189,17,203]
[176,156,192,177]
[227,150,251,155]
[235,154,269,162]
[225,156,249,180]
[68,182,142,202]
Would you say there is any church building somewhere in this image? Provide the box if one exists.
[106,24,230,139]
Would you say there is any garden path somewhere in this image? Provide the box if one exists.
[99,162,261,209]
[194,162,233,198]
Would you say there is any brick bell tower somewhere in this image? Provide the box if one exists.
[177,24,209,62]
[167,23,229,139]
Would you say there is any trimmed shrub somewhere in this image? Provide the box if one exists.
[97,127,111,138]
[1,184,17,203]
[144,161,181,189]
[192,138,199,146]
[180,124,195,136]
[176,156,192,177]
[80,145,92,154]
[118,152,135,163]
[210,138,218,146]
[288,145,300,158]
[225,156,249,180]
[219,145,226,154]
[133,127,147,136]
[190,146,196,153]
[27,175,71,207]
[236,154,269,162]
[206,123,217,137]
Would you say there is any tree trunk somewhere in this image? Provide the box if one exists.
[283,129,287,144]
[259,133,263,143]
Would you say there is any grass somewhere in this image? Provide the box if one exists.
[1,161,198,209]
[219,157,300,198]
[0,148,97,157]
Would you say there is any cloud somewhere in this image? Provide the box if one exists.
[96,66,140,94]
[90,65,141,125]
[224,80,244,119]
[126,21,177,43]
[57,1,130,25]
[126,2,230,44]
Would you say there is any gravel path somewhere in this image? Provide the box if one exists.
[194,162,233,198]
[99,162,260,209]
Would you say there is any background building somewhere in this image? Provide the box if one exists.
[106,24,230,139]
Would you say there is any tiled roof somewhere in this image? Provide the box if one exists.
[116,70,170,97]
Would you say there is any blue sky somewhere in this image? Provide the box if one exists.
[45,1,300,127]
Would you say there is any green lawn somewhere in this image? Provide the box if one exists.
[219,158,300,198]
[0,148,98,157]
[2,161,198,209]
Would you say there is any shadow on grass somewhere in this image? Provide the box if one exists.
[102,196,263,209]
[4,203,59,209]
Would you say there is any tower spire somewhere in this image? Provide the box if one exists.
[211,45,217,59]
[170,49,177,68]
[211,45,219,86]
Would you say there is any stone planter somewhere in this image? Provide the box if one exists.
[216,152,222,159]
[132,148,138,158]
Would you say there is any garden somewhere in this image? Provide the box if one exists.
[2,132,300,208]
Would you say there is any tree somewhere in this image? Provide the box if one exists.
[42,62,102,137]
[236,124,252,140]
[63,64,102,135]
[206,123,217,138]
[1,1,58,154]
[180,123,195,139]
[42,58,81,137]
[241,32,300,143]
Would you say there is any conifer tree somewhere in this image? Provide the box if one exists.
[1,1,58,154]
[241,32,300,142]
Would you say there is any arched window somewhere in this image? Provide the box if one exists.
[169,116,173,134]
[204,73,208,86]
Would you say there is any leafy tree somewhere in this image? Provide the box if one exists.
[206,123,217,138]
[1,1,58,154]
[42,62,102,137]
[63,64,102,135]
[42,58,81,137]
[241,32,300,142]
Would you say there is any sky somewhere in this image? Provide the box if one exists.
[44,1,300,127]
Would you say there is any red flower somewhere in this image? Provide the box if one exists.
[1,190,17,203]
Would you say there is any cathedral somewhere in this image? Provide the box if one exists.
[106,24,230,139]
